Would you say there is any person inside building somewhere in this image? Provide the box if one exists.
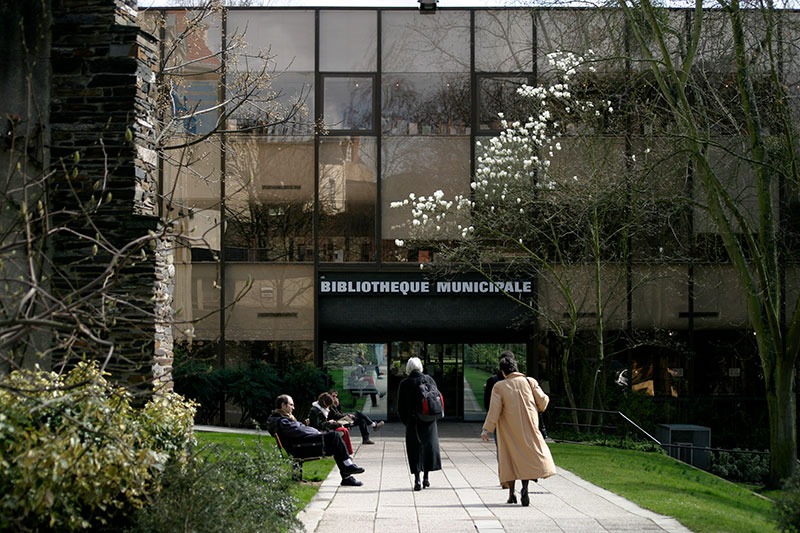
[397,356,442,491]
[481,356,556,506]
[309,392,354,453]
[267,394,365,487]
[327,389,384,445]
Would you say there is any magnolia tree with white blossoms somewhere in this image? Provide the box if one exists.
[392,51,683,425]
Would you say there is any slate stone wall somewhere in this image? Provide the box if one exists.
[49,0,173,394]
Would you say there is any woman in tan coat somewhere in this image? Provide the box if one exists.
[481,355,556,506]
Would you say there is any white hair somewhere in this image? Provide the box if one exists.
[406,356,423,374]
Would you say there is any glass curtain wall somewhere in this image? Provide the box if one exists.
[380,11,472,262]
[319,10,378,263]
[221,11,317,365]
[156,10,224,344]
[150,6,779,421]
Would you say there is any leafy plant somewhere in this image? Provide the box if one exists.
[772,470,800,532]
[710,449,769,484]
[0,362,196,532]
[124,439,302,533]
[228,361,284,426]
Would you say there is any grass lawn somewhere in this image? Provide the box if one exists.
[550,443,778,533]
[195,431,335,511]
[463,366,491,411]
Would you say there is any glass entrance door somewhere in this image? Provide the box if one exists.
[386,342,462,419]
[424,343,462,419]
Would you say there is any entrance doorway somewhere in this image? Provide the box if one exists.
[322,341,527,421]
[385,342,462,419]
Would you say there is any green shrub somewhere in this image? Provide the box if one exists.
[125,440,302,533]
[228,361,284,426]
[0,362,196,532]
[773,470,800,532]
[283,365,333,421]
[173,357,225,424]
[709,449,769,484]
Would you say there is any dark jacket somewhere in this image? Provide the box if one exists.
[484,371,504,411]
[397,370,442,474]
[308,403,337,431]
[266,410,325,458]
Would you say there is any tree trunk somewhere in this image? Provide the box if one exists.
[765,356,797,488]
[561,344,581,431]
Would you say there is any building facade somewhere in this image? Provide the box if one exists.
[140,4,800,438]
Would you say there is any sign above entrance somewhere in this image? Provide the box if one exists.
[319,278,533,296]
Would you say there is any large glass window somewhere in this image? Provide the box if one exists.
[318,137,378,262]
[162,10,223,136]
[536,9,627,79]
[323,342,388,420]
[631,266,689,330]
[381,137,471,262]
[382,11,470,73]
[174,263,220,342]
[228,10,314,72]
[694,266,749,328]
[478,75,530,131]
[225,136,314,262]
[382,74,470,135]
[463,344,527,421]
[227,11,315,135]
[320,10,377,72]
[475,10,533,72]
[323,76,374,131]
[224,264,314,341]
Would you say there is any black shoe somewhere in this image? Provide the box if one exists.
[362,439,375,445]
[506,494,517,504]
[520,488,529,507]
[413,481,422,491]
[341,475,363,487]
[341,463,365,476]
[422,478,430,488]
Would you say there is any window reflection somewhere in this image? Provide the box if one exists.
[381,137,470,261]
[478,76,530,131]
[323,342,388,419]
[225,264,314,341]
[382,74,470,136]
[323,77,374,131]
[228,73,314,136]
[475,10,533,72]
[174,263,220,341]
[227,10,314,72]
[162,10,222,135]
[225,136,314,262]
[382,11,470,73]
[320,10,377,71]
[318,137,377,262]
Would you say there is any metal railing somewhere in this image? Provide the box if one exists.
[550,406,769,459]
[550,406,661,445]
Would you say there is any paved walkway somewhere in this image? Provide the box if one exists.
[296,422,693,533]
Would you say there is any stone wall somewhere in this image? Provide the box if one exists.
[49,0,172,394]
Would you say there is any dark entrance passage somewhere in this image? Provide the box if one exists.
[321,341,528,422]
[386,342,463,420]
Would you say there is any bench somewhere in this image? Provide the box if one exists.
[272,432,323,480]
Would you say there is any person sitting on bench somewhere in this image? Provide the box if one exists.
[267,394,365,487]
[328,389,384,445]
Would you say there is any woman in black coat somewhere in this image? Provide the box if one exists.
[397,356,442,491]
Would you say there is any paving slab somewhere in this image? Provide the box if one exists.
[296,422,695,533]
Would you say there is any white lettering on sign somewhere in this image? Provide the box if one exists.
[319,278,533,296]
